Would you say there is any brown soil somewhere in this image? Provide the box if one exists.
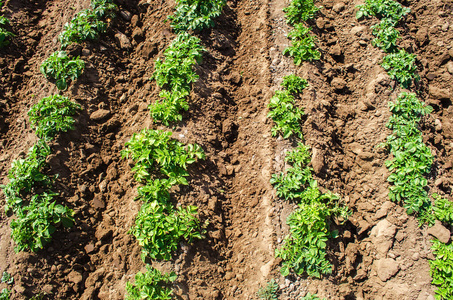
[0,0,452,299]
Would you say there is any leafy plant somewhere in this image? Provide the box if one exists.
[40,51,85,90]
[151,33,204,125]
[276,198,335,278]
[371,18,400,52]
[283,24,321,64]
[130,201,204,261]
[272,144,349,278]
[381,49,419,88]
[149,90,190,125]
[301,293,326,300]
[385,93,433,216]
[126,265,177,300]
[271,143,313,200]
[1,272,13,285]
[28,95,81,140]
[356,0,410,23]
[1,140,51,212]
[430,240,453,300]
[281,74,308,94]
[257,279,279,300]
[268,90,304,139]
[0,26,14,48]
[121,129,205,185]
[169,0,226,32]
[283,0,319,25]
[0,289,9,300]
[91,0,117,19]
[10,192,74,252]
[59,9,107,49]
[433,194,453,225]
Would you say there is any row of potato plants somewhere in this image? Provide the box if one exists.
[265,2,348,298]
[0,1,14,48]
[1,96,81,252]
[149,0,225,125]
[1,0,117,252]
[269,75,349,279]
[124,0,226,298]
[357,1,453,298]
[1,1,117,297]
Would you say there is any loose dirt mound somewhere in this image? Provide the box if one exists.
[0,0,452,299]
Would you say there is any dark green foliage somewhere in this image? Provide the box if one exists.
[283,0,319,25]
[28,95,81,140]
[126,265,177,300]
[283,24,321,64]
[257,279,279,300]
[356,0,410,23]
[150,33,204,125]
[10,192,74,252]
[281,74,308,94]
[430,240,453,300]
[130,201,204,260]
[40,51,85,90]
[169,0,226,32]
[268,90,304,139]
[371,18,400,52]
[59,9,107,49]
[381,49,419,88]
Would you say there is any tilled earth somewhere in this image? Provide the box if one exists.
[0,0,452,299]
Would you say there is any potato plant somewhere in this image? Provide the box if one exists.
[126,265,176,300]
[28,95,81,141]
[0,1,14,48]
[40,51,85,90]
[130,201,204,261]
[284,24,320,64]
[384,92,433,217]
[0,20,13,48]
[281,74,308,94]
[268,90,305,139]
[371,18,400,53]
[1,140,51,212]
[382,49,419,88]
[90,0,117,19]
[59,0,117,49]
[169,0,226,32]
[283,0,319,25]
[272,144,350,277]
[10,192,74,252]
[257,279,279,300]
[430,240,453,300]
[150,33,204,125]
[59,9,107,49]
[356,0,410,23]
[121,129,205,186]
